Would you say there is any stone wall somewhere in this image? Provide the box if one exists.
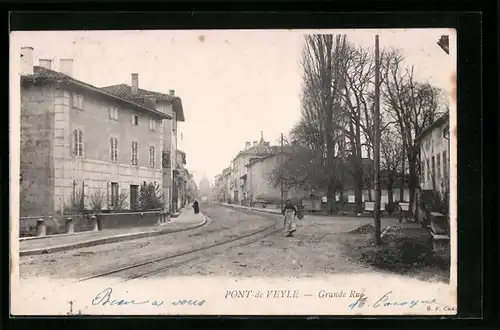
[20,86,55,217]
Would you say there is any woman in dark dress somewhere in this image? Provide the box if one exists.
[282,199,298,237]
[192,200,200,214]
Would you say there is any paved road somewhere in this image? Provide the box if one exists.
[19,204,275,280]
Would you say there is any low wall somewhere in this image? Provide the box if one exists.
[98,212,159,230]
[19,210,164,237]
[20,215,95,237]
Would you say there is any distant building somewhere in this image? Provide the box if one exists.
[230,132,274,205]
[246,149,311,204]
[19,47,172,216]
[175,150,188,210]
[198,176,212,201]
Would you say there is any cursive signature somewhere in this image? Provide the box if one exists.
[348,291,442,310]
[92,287,164,307]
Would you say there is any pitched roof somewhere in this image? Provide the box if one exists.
[245,145,297,168]
[100,84,185,122]
[21,66,171,120]
[414,113,449,144]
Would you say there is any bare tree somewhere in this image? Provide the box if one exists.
[380,128,404,204]
[382,50,445,210]
[268,34,349,214]
[338,43,400,212]
[299,34,349,213]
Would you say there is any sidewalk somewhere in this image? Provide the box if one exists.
[19,209,207,257]
[220,203,404,233]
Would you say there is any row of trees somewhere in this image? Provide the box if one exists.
[269,34,447,214]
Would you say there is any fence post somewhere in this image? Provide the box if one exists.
[157,211,163,225]
[90,215,99,231]
[65,217,74,234]
[36,218,46,237]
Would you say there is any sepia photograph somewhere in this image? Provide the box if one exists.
[10,28,457,315]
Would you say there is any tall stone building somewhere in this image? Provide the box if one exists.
[19,46,185,218]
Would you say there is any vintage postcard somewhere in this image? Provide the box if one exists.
[10,28,457,316]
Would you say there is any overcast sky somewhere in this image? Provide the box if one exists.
[11,29,455,185]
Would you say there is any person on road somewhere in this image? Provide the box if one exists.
[282,199,298,237]
[193,200,200,214]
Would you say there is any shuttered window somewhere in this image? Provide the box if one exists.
[131,141,139,166]
[73,129,84,156]
[110,137,118,162]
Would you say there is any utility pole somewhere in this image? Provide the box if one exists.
[374,35,382,246]
[280,133,284,212]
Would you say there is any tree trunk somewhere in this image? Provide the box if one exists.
[366,148,373,201]
[387,183,394,204]
[400,141,405,202]
[339,188,344,210]
[327,180,335,214]
[354,167,363,214]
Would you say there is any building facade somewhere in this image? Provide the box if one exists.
[230,133,274,205]
[415,113,450,193]
[100,73,185,215]
[20,47,172,216]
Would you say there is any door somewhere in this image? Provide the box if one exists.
[130,185,138,210]
[111,182,119,209]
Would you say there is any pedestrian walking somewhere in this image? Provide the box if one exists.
[192,200,200,214]
[282,199,298,237]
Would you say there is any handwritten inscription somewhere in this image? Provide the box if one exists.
[347,291,447,310]
[92,288,163,307]
[92,288,205,308]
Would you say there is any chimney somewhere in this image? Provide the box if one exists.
[169,89,175,97]
[131,73,139,95]
[59,58,73,77]
[245,141,251,149]
[144,94,157,109]
[253,141,258,146]
[20,46,34,75]
[39,59,52,70]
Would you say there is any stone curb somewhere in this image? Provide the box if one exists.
[220,203,282,215]
[20,215,208,257]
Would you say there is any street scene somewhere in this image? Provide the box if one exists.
[13,29,454,315]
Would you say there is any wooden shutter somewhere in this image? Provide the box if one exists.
[73,129,77,155]
[110,137,113,161]
[115,138,118,162]
[107,182,110,209]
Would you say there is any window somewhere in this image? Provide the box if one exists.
[149,146,156,168]
[109,106,119,120]
[110,182,119,207]
[431,156,436,183]
[436,153,441,179]
[131,141,139,166]
[72,93,84,110]
[110,137,118,162]
[443,151,448,177]
[421,161,425,182]
[149,118,156,131]
[427,161,431,182]
[132,114,139,126]
[73,129,83,157]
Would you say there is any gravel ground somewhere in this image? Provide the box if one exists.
[18,205,274,280]
[147,214,393,278]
